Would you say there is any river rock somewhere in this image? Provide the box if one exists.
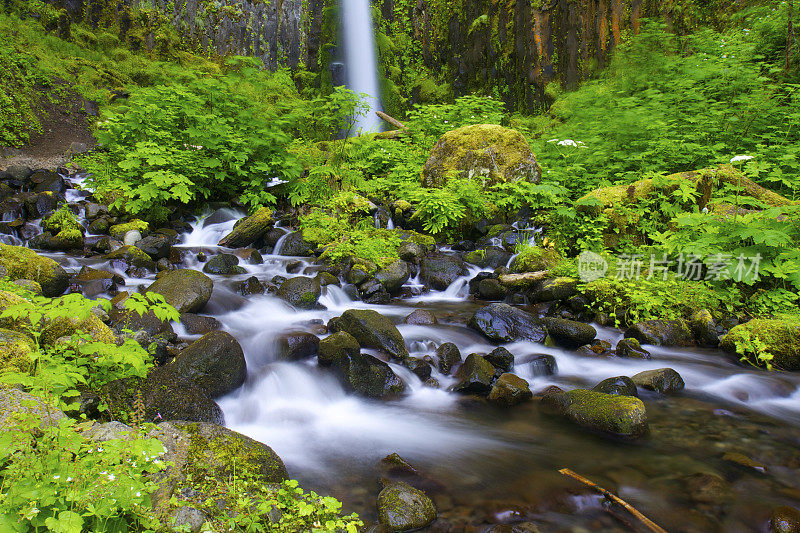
[104,245,156,272]
[200,254,242,275]
[720,319,800,371]
[217,207,273,248]
[615,338,651,359]
[147,420,288,505]
[465,246,512,269]
[337,309,408,359]
[331,351,406,398]
[690,308,720,347]
[169,331,246,398]
[485,346,514,372]
[0,387,66,430]
[592,376,638,397]
[398,241,425,262]
[420,254,468,291]
[276,230,312,256]
[179,313,221,335]
[111,307,174,337]
[452,353,496,395]
[478,278,507,300]
[318,331,360,366]
[632,368,685,394]
[275,277,319,310]
[405,357,432,380]
[435,342,462,374]
[276,331,319,360]
[104,366,224,424]
[69,267,124,297]
[0,244,69,296]
[624,319,694,346]
[147,269,214,313]
[421,124,541,188]
[542,317,597,348]
[488,373,532,406]
[541,389,648,439]
[468,303,546,343]
[530,277,578,302]
[375,259,411,294]
[404,309,437,325]
[770,506,800,533]
[0,328,35,372]
[377,480,437,531]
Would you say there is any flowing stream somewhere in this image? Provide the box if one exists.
[43,191,800,531]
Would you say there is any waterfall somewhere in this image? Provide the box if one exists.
[340,0,383,133]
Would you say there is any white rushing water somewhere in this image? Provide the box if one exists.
[340,0,383,133]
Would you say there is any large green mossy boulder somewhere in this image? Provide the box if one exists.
[488,373,532,406]
[217,207,274,248]
[0,387,66,430]
[542,317,597,348]
[40,313,117,346]
[542,389,648,439]
[331,351,406,398]
[147,269,214,313]
[452,353,495,395]
[421,124,541,188]
[336,309,408,359]
[0,244,69,297]
[0,329,35,372]
[168,331,247,398]
[721,319,800,371]
[624,319,693,346]
[375,259,411,294]
[104,245,155,271]
[318,331,360,366]
[277,276,321,309]
[146,420,288,504]
[377,481,437,531]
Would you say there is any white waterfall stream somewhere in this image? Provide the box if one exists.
[340,0,383,133]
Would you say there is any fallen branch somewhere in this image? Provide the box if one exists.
[376,111,405,130]
[558,468,668,533]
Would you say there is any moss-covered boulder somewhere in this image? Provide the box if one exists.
[217,207,273,248]
[0,387,66,430]
[421,124,541,188]
[511,247,562,273]
[0,290,29,330]
[720,319,800,371]
[452,353,495,395]
[541,389,648,439]
[202,253,246,275]
[0,244,69,297]
[104,366,223,424]
[69,267,124,298]
[0,329,35,372]
[146,420,287,504]
[109,219,149,240]
[277,276,321,309]
[330,350,406,398]
[624,319,693,346]
[318,331,360,366]
[488,373,532,406]
[377,481,437,531]
[375,259,411,294]
[420,254,468,291]
[147,269,214,313]
[484,346,514,372]
[435,342,462,374]
[336,309,408,359]
[632,368,685,394]
[104,245,156,272]
[530,277,579,302]
[689,308,720,347]
[468,303,547,343]
[592,376,638,397]
[542,317,597,348]
[168,331,246,398]
[40,313,117,346]
[615,338,651,359]
[276,231,313,256]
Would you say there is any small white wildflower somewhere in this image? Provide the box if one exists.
[557,139,578,147]
[108,474,116,481]
[547,138,559,143]
[730,155,753,163]
[136,492,142,497]
[66,477,73,482]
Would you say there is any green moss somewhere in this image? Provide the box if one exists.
[511,246,562,273]
[42,204,82,235]
[0,244,67,297]
[0,328,35,372]
[720,319,800,371]
[421,124,542,188]
[41,313,117,346]
[546,389,648,439]
[109,219,149,239]
[217,207,273,248]
[104,245,154,269]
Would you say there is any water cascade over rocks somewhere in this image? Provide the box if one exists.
[339,0,383,133]
[6,169,800,531]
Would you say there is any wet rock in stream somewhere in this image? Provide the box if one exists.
[147,269,214,313]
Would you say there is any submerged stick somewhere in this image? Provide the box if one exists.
[558,468,668,533]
